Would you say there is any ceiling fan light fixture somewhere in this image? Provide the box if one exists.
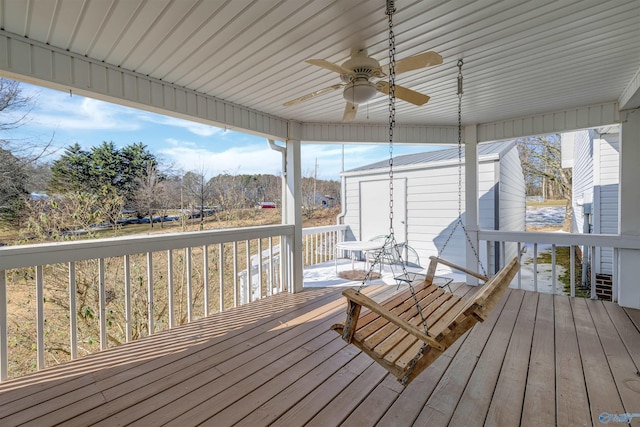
[343,80,377,104]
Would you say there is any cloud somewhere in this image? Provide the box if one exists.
[157,138,416,181]
[139,115,223,137]
[158,138,283,178]
[28,90,142,131]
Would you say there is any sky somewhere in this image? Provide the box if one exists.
[7,82,442,181]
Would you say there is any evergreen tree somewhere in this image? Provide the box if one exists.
[49,141,157,208]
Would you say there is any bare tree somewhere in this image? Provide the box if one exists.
[135,163,164,228]
[0,79,56,226]
[183,168,212,230]
[517,134,573,230]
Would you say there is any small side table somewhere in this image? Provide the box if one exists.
[334,240,385,274]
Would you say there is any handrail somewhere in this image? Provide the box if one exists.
[0,225,294,270]
[478,230,640,249]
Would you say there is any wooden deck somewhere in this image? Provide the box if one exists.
[1,284,639,426]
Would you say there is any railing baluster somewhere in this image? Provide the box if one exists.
[124,255,132,341]
[233,241,238,307]
[552,244,557,294]
[312,234,316,265]
[68,262,77,359]
[517,242,522,289]
[147,252,154,335]
[257,239,263,299]
[203,245,209,317]
[98,259,106,351]
[612,248,618,303]
[167,250,174,328]
[244,240,253,302]
[268,237,274,295]
[570,245,576,297]
[36,265,45,369]
[304,234,309,265]
[533,243,538,293]
[485,241,492,272]
[218,243,224,312]
[1,270,7,380]
[186,247,192,322]
[590,246,597,299]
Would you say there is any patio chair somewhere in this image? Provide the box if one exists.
[331,255,520,385]
[366,235,421,274]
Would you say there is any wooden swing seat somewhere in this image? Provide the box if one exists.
[331,255,520,385]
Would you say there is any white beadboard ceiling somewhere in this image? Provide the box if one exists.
[0,0,638,127]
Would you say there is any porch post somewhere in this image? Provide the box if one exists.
[464,125,480,285]
[284,137,304,293]
[618,109,640,308]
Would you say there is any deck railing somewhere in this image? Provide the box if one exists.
[0,224,294,381]
[302,224,349,267]
[479,230,640,301]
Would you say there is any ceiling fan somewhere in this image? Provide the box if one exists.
[283,48,442,122]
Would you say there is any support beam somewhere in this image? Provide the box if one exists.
[0,31,288,141]
[618,65,640,110]
[618,108,640,309]
[300,123,458,144]
[284,138,303,293]
[477,102,619,143]
[464,125,480,286]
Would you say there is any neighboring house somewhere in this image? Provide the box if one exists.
[340,141,525,273]
[561,127,619,299]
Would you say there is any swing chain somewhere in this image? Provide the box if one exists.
[387,1,396,237]
[438,59,487,277]
[402,342,428,386]
[457,60,463,219]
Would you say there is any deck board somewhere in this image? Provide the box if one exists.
[521,292,556,427]
[0,285,639,426]
[410,288,513,426]
[484,290,538,427]
[586,299,640,424]
[447,289,526,427]
[554,295,592,427]
[572,297,626,426]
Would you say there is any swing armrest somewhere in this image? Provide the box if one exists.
[426,256,490,283]
[341,288,446,351]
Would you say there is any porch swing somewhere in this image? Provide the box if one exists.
[331,1,520,386]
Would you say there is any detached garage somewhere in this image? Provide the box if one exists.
[340,141,525,273]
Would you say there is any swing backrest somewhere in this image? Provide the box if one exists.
[422,255,519,322]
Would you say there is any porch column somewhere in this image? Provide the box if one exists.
[464,125,480,285]
[618,109,640,309]
[284,138,304,293]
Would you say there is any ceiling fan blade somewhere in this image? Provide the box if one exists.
[343,102,358,122]
[380,51,443,75]
[283,84,343,107]
[376,81,430,106]
[306,59,353,75]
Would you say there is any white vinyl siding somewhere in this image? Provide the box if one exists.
[571,130,594,234]
[342,142,525,270]
[594,133,619,275]
[499,147,527,265]
[569,129,620,275]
